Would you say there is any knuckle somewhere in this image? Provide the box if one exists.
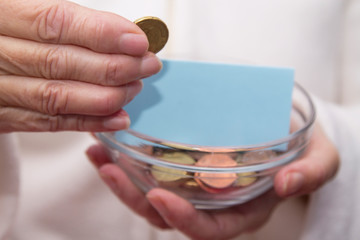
[84,17,111,50]
[46,115,61,131]
[34,3,67,43]
[97,90,125,115]
[41,47,68,79]
[39,81,69,115]
[45,115,87,132]
[92,20,106,48]
[102,95,121,115]
[75,115,87,131]
[28,113,62,132]
[103,60,124,85]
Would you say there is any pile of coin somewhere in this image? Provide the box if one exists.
[135,145,277,194]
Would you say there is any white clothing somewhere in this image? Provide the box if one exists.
[1,0,360,239]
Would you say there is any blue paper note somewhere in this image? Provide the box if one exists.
[123,59,294,147]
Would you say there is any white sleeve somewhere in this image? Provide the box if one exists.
[301,98,360,240]
[0,133,20,239]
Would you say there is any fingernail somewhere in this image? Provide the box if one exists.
[147,193,174,227]
[283,172,304,196]
[119,33,148,55]
[100,173,120,195]
[147,192,168,216]
[103,110,131,130]
[141,53,162,77]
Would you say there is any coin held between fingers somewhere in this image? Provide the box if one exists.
[134,16,169,53]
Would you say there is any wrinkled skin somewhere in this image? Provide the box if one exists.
[0,0,162,132]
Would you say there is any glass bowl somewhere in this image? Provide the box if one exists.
[95,83,315,209]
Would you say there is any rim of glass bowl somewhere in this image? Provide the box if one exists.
[96,82,316,173]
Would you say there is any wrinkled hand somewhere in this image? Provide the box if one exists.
[0,0,161,133]
[86,124,339,240]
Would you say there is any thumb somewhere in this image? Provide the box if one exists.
[274,123,340,198]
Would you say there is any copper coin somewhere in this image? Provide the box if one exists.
[134,16,169,53]
[195,154,237,189]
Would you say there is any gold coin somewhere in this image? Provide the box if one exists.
[151,152,195,182]
[182,179,200,189]
[134,16,169,53]
[236,172,257,187]
[151,165,187,182]
[160,152,195,165]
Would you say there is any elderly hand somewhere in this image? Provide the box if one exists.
[0,0,161,133]
[86,123,339,240]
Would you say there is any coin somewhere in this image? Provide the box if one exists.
[236,172,257,187]
[151,152,195,182]
[242,150,277,164]
[182,179,200,189]
[160,152,196,165]
[134,16,169,53]
[195,154,237,191]
[151,165,187,182]
[235,154,243,163]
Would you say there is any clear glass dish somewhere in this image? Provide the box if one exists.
[95,83,315,209]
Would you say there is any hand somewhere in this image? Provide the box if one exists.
[0,0,162,133]
[86,123,339,240]
[274,123,339,198]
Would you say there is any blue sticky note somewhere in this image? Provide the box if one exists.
[123,59,294,147]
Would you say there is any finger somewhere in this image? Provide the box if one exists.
[147,189,280,240]
[98,165,171,229]
[86,144,113,168]
[0,76,142,116]
[0,108,132,132]
[0,36,161,85]
[0,0,148,55]
[274,123,340,197]
[147,189,219,240]
[85,145,170,229]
